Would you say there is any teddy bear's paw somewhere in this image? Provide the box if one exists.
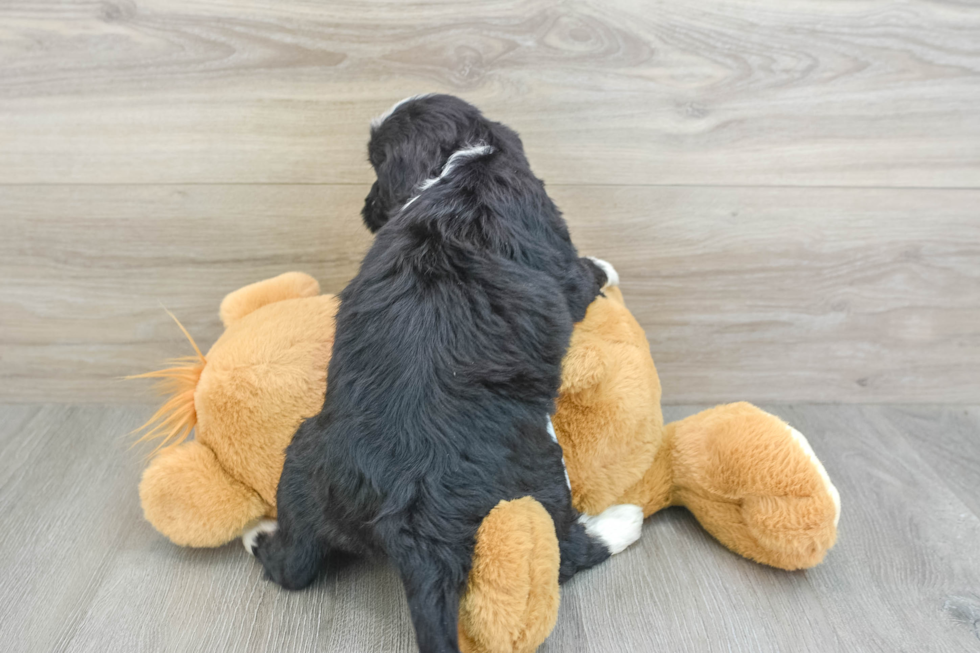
[587,257,619,289]
[242,519,278,555]
[579,504,643,555]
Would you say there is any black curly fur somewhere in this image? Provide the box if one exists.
[253,95,610,653]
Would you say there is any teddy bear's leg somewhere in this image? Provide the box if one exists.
[667,402,840,570]
[140,441,270,547]
[458,497,561,653]
[219,271,321,327]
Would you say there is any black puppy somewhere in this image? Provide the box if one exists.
[246,95,639,653]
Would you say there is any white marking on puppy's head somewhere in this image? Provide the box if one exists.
[370,93,435,130]
[403,143,495,209]
[242,519,278,555]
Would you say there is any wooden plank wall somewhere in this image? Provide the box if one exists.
[1,0,978,403]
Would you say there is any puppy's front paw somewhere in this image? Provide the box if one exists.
[242,519,278,555]
[587,257,619,289]
[579,504,643,555]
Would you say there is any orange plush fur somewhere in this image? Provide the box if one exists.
[136,272,839,653]
[458,497,561,653]
[139,272,338,547]
[555,286,840,572]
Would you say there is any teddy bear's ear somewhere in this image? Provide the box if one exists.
[219,272,320,328]
[560,344,607,395]
[139,441,269,547]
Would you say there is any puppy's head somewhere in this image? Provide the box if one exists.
[362,94,524,232]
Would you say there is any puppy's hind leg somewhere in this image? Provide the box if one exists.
[244,459,327,590]
[245,516,325,591]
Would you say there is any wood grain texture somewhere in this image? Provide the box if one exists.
[1,0,978,403]
[0,185,374,403]
[548,404,980,652]
[1,0,978,186]
[2,184,978,403]
[885,405,980,519]
[0,406,149,652]
[2,404,980,651]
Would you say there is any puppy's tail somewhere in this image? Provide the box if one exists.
[127,310,206,457]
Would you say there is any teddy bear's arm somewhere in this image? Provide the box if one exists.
[219,272,321,327]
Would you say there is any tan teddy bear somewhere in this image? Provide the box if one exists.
[135,271,838,653]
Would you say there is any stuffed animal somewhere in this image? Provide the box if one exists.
[135,272,339,547]
[459,284,840,653]
[553,285,840,571]
[135,271,839,653]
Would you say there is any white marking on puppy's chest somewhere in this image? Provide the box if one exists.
[547,415,571,491]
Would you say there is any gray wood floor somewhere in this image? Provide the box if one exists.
[1,404,978,652]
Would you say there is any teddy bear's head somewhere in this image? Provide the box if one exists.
[137,272,338,547]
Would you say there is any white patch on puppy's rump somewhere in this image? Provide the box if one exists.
[242,519,278,555]
[587,257,619,289]
[579,504,643,555]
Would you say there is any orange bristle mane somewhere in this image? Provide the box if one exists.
[129,311,206,456]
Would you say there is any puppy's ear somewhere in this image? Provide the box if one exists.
[362,145,433,232]
[361,180,388,233]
